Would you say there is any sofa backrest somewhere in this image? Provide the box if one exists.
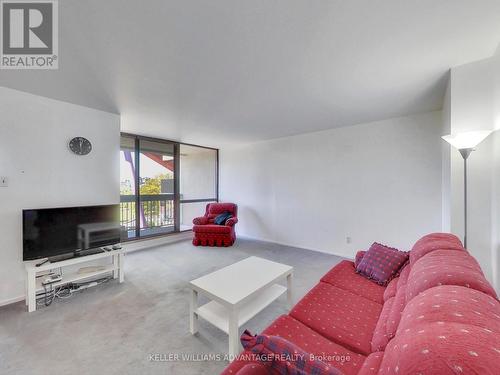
[373,233,500,374]
[205,203,238,219]
[406,249,497,302]
[379,321,500,374]
[409,232,465,265]
[397,284,500,334]
[379,284,500,374]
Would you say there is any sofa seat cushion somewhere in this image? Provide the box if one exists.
[290,282,383,355]
[192,224,232,234]
[371,297,395,352]
[262,315,366,375]
[406,251,497,302]
[233,363,270,375]
[397,285,500,335]
[378,322,500,375]
[321,260,385,304]
[240,330,343,375]
[409,232,464,265]
[221,351,267,375]
[358,352,384,375]
[383,278,398,302]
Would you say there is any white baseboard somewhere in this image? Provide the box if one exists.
[0,295,25,307]
[238,234,353,260]
[122,231,192,253]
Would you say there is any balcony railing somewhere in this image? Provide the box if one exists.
[120,194,174,237]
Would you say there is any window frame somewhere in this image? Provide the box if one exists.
[120,132,219,241]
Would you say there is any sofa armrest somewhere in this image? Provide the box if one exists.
[192,216,208,225]
[226,217,238,227]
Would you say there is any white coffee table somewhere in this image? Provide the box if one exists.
[189,256,293,357]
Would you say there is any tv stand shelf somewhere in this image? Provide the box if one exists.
[24,249,124,312]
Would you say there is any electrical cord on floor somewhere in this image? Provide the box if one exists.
[41,283,55,306]
[36,276,113,307]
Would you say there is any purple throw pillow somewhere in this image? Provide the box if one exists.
[356,242,408,285]
[354,250,366,268]
[240,330,342,375]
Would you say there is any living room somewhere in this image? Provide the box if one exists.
[1,1,500,375]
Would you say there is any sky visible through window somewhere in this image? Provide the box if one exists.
[120,151,173,195]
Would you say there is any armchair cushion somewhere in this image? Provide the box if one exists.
[214,211,233,225]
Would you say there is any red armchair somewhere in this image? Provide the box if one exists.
[192,203,238,247]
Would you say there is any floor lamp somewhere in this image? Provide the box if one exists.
[442,130,492,248]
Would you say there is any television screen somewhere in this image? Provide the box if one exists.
[23,204,121,261]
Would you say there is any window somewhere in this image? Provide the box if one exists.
[179,144,218,230]
[119,134,218,240]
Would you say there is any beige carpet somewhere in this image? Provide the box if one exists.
[0,237,343,375]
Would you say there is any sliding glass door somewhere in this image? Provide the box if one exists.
[120,135,138,240]
[120,134,218,241]
[138,139,176,237]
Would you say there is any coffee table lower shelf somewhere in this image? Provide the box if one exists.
[195,284,287,334]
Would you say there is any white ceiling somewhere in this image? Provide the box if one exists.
[1,0,500,146]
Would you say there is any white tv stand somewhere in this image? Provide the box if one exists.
[24,249,124,312]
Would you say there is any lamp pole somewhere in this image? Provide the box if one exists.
[458,148,473,248]
[442,130,492,249]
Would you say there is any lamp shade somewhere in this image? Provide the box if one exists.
[442,130,492,149]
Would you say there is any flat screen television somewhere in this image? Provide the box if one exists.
[23,204,121,261]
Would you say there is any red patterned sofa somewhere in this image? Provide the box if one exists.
[192,203,238,246]
[221,233,500,374]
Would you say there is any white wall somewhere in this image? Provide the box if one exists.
[220,112,443,258]
[492,130,500,291]
[0,87,120,305]
[493,51,500,291]
[441,78,451,232]
[446,52,500,290]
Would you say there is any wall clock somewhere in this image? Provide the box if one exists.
[69,137,92,155]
